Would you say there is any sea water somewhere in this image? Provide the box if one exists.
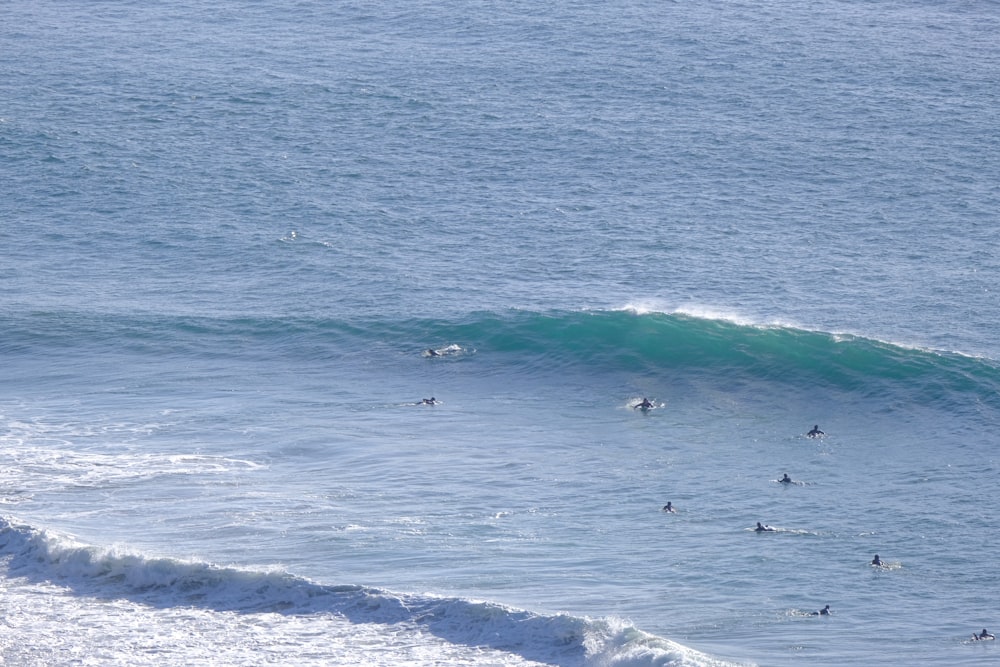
[2,1,999,665]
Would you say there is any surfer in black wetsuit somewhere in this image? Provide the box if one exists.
[662,502,675,513]
[780,473,793,484]
[755,522,775,532]
[420,397,438,405]
[976,629,995,640]
[635,398,654,410]
[811,605,831,616]
[807,425,825,438]
[425,348,440,357]
[871,554,883,566]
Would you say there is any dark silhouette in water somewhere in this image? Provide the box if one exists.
[807,425,825,438]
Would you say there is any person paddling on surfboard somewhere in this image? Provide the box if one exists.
[662,502,675,513]
[807,424,825,438]
[780,473,793,484]
[976,629,995,640]
[635,398,654,410]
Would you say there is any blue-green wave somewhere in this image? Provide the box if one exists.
[414,309,1000,402]
[5,308,1000,406]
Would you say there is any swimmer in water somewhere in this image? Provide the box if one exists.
[807,425,825,438]
[634,398,654,410]
[662,502,675,513]
[420,397,438,405]
[425,348,440,357]
[810,605,831,616]
[977,629,995,640]
[871,554,883,566]
[780,473,793,484]
[755,522,775,532]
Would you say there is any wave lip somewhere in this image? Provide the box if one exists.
[0,516,747,667]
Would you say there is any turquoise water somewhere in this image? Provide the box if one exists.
[3,1,1000,665]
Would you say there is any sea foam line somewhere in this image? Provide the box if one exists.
[0,516,748,667]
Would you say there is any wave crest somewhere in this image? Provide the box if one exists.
[7,308,998,408]
[0,516,747,667]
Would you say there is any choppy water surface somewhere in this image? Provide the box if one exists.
[3,1,1000,665]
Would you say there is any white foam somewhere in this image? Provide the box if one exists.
[0,416,262,492]
[0,516,749,667]
[583,617,753,667]
[614,302,793,331]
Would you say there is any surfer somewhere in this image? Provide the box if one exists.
[662,502,675,513]
[976,629,995,640]
[871,554,883,566]
[634,398,654,410]
[420,397,438,405]
[425,348,440,357]
[807,424,825,438]
[755,522,775,532]
[780,473,793,484]
[811,605,831,616]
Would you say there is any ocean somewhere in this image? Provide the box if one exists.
[2,1,999,665]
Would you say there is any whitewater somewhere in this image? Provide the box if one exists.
[3,0,1000,665]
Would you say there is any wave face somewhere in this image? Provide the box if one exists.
[417,308,1000,395]
[0,516,743,667]
[7,308,998,410]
